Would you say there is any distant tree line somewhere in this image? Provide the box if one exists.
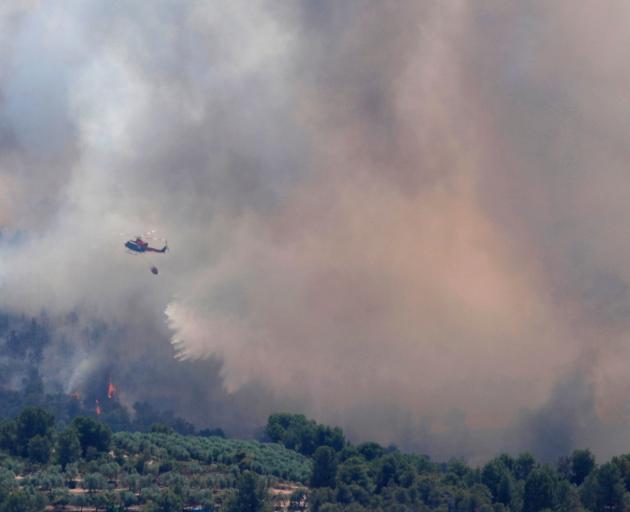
[3,406,630,511]
[0,406,112,467]
[266,412,630,512]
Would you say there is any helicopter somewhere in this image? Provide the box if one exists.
[124,236,168,254]
[124,234,168,275]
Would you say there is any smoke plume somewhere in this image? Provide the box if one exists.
[2,0,630,461]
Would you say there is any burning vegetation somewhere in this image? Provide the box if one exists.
[107,378,116,399]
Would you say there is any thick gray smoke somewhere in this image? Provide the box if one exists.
[2,0,630,462]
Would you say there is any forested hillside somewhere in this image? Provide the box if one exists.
[0,407,309,511]
[1,407,630,511]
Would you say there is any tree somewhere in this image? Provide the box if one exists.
[71,493,89,511]
[311,446,338,488]
[481,458,509,499]
[374,453,407,491]
[523,466,558,512]
[514,452,537,480]
[150,423,174,435]
[57,427,81,469]
[0,489,46,512]
[585,463,625,512]
[15,406,54,456]
[497,472,515,508]
[570,449,596,486]
[336,457,374,493]
[314,424,346,453]
[149,490,182,512]
[120,491,138,509]
[72,416,112,456]
[227,471,267,512]
[93,490,119,512]
[50,488,71,510]
[64,463,80,488]
[266,413,315,454]
[265,413,345,456]
[0,420,17,455]
[308,488,336,512]
[356,442,384,461]
[26,435,51,463]
[612,454,630,493]
[556,479,583,512]
[84,472,107,494]
[148,489,183,512]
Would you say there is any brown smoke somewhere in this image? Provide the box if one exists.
[2,1,630,460]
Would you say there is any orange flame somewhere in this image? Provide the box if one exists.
[95,399,101,416]
[107,379,116,399]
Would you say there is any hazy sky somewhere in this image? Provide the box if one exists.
[2,1,630,462]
